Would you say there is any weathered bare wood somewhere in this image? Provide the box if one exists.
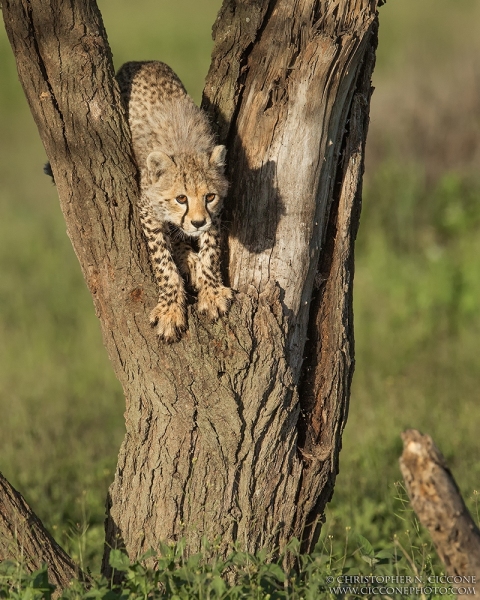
[2,0,379,575]
[204,0,378,377]
[400,429,480,585]
[0,472,84,592]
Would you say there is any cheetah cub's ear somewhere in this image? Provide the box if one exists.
[209,145,227,171]
[147,151,175,184]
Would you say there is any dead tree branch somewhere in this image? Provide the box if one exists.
[0,471,86,590]
[400,429,480,585]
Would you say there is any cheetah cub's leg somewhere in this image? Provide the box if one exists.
[171,239,200,288]
[196,220,233,320]
[141,215,187,342]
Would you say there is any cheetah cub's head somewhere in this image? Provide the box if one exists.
[146,146,228,237]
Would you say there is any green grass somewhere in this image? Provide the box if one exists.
[0,530,456,599]
[1,0,479,586]
[330,165,480,549]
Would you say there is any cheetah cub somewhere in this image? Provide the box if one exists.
[117,61,232,342]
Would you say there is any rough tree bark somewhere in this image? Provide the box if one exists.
[1,0,379,576]
[0,472,85,589]
[400,429,480,586]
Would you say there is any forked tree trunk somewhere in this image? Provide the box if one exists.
[1,0,379,575]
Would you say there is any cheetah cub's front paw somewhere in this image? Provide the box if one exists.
[149,302,186,343]
[197,285,233,321]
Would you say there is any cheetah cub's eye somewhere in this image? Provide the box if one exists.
[175,195,188,204]
[205,193,216,203]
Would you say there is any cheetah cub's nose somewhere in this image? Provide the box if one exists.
[191,219,207,229]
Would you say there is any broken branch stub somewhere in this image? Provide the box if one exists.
[400,429,480,587]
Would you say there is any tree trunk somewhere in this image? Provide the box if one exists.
[1,0,379,573]
[400,429,480,588]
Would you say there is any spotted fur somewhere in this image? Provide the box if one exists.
[117,61,232,342]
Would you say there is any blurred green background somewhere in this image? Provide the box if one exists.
[1,0,479,572]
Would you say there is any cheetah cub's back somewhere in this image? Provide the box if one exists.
[117,61,232,342]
